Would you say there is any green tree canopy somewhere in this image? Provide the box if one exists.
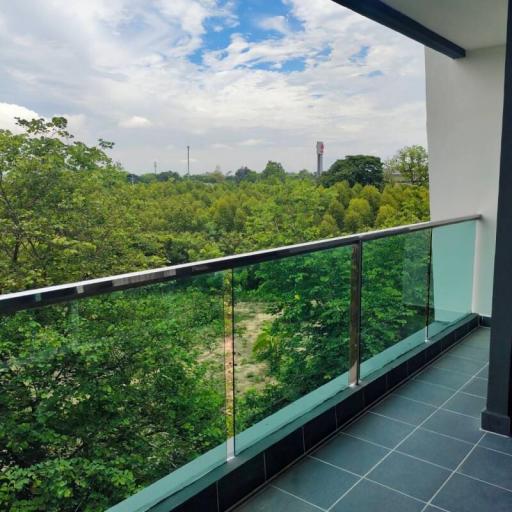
[384,145,429,185]
[321,155,383,188]
[0,117,151,293]
[344,197,373,232]
[262,161,286,181]
[235,166,258,183]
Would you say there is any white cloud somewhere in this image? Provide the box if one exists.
[0,102,40,132]
[258,16,290,35]
[239,138,266,147]
[0,0,426,173]
[119,115,152,128]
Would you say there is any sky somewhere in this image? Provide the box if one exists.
[0,0,427,175]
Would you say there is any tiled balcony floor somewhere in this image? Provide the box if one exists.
[235,328,512,512]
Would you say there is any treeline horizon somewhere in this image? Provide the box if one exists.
[0,117,429,294]
[126,144,428,188]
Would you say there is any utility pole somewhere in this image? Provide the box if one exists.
[187,145,190,177]
[316,141,324,176]
[154,161,157,175]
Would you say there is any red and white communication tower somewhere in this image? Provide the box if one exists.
[316,141,325,176]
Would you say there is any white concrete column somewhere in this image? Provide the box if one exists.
[426,45,506,317]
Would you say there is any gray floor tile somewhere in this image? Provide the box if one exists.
[422,409,482,444]
[274,457,358,509]
[343,413,414,449]
[461,378,487,398]
[371,395,437,425]
[480,432,512,456]
[442,392,486,418]
[399,428,473,470]
[415,366,471,390]
[461,331,490,348]
[476,366,488,379]
[449,344,489,362]
[368,452,450,501]
[459,446,512,491]
[313,433,389,476]
[394,379,454,407]
[236,486,320,512]
[433,473,512,512]
[332,479,424,512]
[432,355,485,376]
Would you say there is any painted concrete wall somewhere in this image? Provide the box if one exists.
[425,45,505,317]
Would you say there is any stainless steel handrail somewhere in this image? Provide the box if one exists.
[0,214,480,313]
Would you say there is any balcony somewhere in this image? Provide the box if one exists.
[236,327,507,512]
[1,215,490,512]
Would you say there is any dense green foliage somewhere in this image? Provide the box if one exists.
[0,119,431,511]
[320,155,384,188]
[384,145,429,186]
[1,278,227,511]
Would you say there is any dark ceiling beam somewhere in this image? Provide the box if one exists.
[331,0,466,59]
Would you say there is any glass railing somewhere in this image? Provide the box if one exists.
[360,229,431,378]
[427,220,477,338]
[0,215,479,512]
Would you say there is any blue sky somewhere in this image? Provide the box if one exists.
[190,0,308,71]
[0,0,426,174]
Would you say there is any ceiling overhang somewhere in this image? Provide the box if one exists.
[332,0,466,59]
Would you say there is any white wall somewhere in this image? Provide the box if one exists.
[426,45,505,317]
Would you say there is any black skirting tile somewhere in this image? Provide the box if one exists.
[173,484,218,512]
[425,341,443,361]
[303,408,337,451]
[336,390,365,427]
[218,455,265,511]
[407,351,426,375]
[387,362,408,389]
[479,316,491,327]
[441,330,456,351]
[264,428,304,479]
[363,375,388,407]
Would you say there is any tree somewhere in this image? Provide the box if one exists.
[344,198,373,232]
[384,145,429,185]
[359,185,381,215]
[297,169,314,180]
[327,199,345,230]
[235,166,258,183]
[0,279,227,511]
[0,117,150,293]
[261,161,286,181]
[321,155,383,188]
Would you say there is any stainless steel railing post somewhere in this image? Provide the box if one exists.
[349,241,362,386]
